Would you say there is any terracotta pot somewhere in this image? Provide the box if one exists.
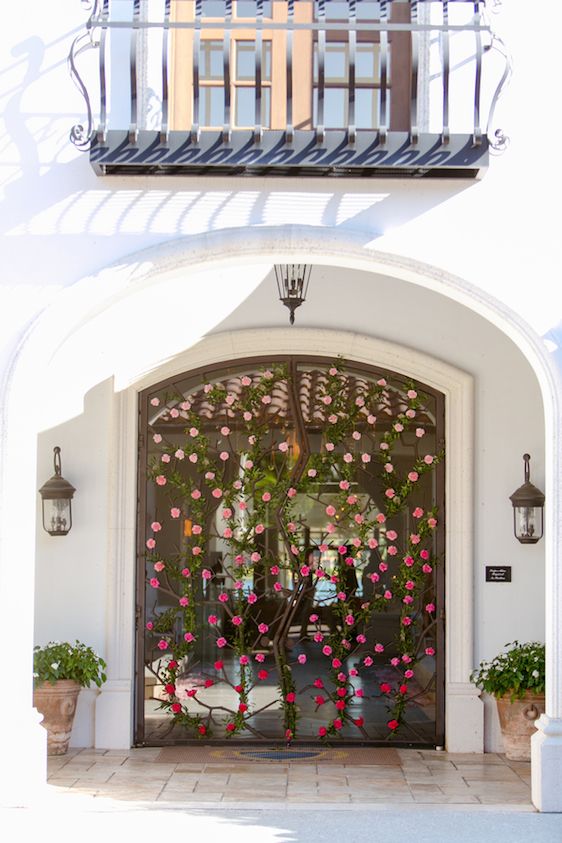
[33,679,81,756]
[496,691,545,761]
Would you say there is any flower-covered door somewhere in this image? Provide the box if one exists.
[136,357,445,745]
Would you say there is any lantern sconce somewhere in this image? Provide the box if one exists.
[274,264,312,325]
[39,446,76,536]
[509,453,544,544]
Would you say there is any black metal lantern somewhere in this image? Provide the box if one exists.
[509,454,544,544]
[39,446,76,536]
[274,264,312,325]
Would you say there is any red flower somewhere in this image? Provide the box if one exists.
[313,678,324,689]
[285,692,296,703]
[198,725,207,735]
[258,670,269,680]
[165,683,176,696]
[214,660,224,670]
[314,695,326,706]
[336,700,346,711]
[388,719,399,730]
[226,723,236,732]
[379,683,391,694]
[239,703,248,713]
[171,703,182,714]
[399,684,408,695]
[333,719,343,730]
[204,679,214,688]
[168,660,178,670]
[318,726,327,737]
[187,689,197,698]
[354,717,364,728]
[336,687,346,698]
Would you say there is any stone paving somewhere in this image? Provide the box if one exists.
[46,748,533,808]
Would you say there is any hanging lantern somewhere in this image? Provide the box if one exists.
[274,264,312,325]
[509,454,544,544]
[39,447,76,536]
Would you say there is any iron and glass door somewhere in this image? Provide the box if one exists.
[135,356,445,745]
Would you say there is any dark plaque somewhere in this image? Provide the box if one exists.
[485,566,512,583]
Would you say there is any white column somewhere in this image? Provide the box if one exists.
[532,368,562,811]
[94,388,137,748]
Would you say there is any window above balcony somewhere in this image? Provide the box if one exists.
[70,1,510,177]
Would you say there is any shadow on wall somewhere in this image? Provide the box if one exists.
[3,34,476,287]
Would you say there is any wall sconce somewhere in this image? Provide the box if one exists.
[274,264,312,325]
[509,454,544,544]
[39,446,76,536]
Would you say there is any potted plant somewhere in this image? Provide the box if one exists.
[470,640,545,761]
[33,640,107,755]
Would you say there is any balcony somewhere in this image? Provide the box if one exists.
[70,1,510,177]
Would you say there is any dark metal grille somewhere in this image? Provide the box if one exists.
[69,1,510,177]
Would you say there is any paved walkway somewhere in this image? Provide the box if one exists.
[45,747,533,807]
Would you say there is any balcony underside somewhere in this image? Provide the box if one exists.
[90,130,487,177]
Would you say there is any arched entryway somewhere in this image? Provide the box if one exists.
[135,355,445,746]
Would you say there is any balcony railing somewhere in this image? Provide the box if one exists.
[70,1,510,177]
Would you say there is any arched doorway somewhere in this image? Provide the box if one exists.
[136,355,445,746]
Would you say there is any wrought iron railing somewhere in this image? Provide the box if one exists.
[69,1,510,176]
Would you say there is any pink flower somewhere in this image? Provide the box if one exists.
[356,633,366,644]
[188,454,198,464]
[403,596,413,605]
[298,654,307,664]
[422,563,433,574]
[406,409,416,419]
[333,718,343,730]
[368,538,379,550]
[243,411,253,422]
[170,507,181,519]
[416,428,425,438]
[325,505,336,517]
[262,492,272,502]
[202,568,212,579]
[161,454,171,464]
[391,657,400,667]
[149,577,160,588]
[402,654,412,663]
[223,527,233,539]
[146,538,156,549]
[278,442,289,453]
[261,394,272,405]
[313,632,324,643]
[384,462,393,473]
[241,376,252,387]
[158,640,168,650]
[319,544,329,552]
[189,427,199,437]
[218,593,228,603]
[258,623,269,634]
[184,632,195,642]
[212,488,223,499]
[408,471,419,483]
[407,389,418,399]
[343,453,353,463]
[307,468,317,478]
[322,395,332,405]
[413,507,424,518]
[274,582,282,592]
[394,423,404,433]
[232,616,242,626]
[367,414,376,424]
[426,603,436,613]
[379,442,389,451]
[247,593,257,605]
[404,669,414,679]
[355,396,365,407]
[339,480,350,491]
[192,546,202,556]
[300,565,310,577]
[325,442,335,452]
[332,658,342,669]
[239,655,249,666]
[410,534,421,545]
[251,551,261,563]
[385,488,395,499]
[337,592,347,601]
[255,524,265,535]
[425,647,435,656]
[239,501,247,511]
[376,513,386,524]
[352,431,361,441]
[329,367,338,376]
[313,678,324,689]
[423,454,434,465]
[377,378,387,387]
[191,489,201,500]
[146,621,153,630]
[216,637,227,648]
[180,401,191,411]
[225,395,235,406]
[181,567,191,577]
[384,590,392,600]
[345,614,355,626]
[363,656,373,667]
[206,471,216,481]
[219,451,229,462]
[375,643,385,653]
[255,653,265,663]
[322,645,332,656]
[361,453,371,463]
[368,572,379,583]
[150,397,160,407]
[154,561,166,573]
[153,433,162,444]
[405,580,415,591]
[428,517,438,528]
[379,562,388,573]
[270,565,280,576]
[420,549,430,560]
[179,596,189,607]
[354,514,364,525]
[402,616,412,626]
[287,487,297,498]
[328,414,338,424]
[404,555,414,568]
[208,615,218,625]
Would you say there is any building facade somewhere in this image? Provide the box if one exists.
[2,0,562,811]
